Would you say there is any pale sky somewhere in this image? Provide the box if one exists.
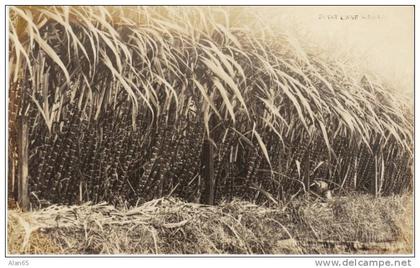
[252,6,414,99]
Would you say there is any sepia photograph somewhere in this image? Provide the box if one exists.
[5,4,414,257]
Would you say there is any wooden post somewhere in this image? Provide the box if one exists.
[201,139,215,205]
[303,149,310,193]
[17,114,29,210]
[374,156,378,197]
[8,152,16,198]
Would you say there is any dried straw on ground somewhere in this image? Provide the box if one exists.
[8,195,412,255]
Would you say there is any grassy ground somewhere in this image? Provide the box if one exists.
[7,194,413,255]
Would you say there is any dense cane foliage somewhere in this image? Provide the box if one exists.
[8,6,413,206]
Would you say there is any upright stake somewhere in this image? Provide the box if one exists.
[374,156,378,197]
[303,149,311,193]
[201,139,215,205]
[17,113,29,210]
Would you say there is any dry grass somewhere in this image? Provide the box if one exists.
[7,194,412,255]
[8,209,61,254]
